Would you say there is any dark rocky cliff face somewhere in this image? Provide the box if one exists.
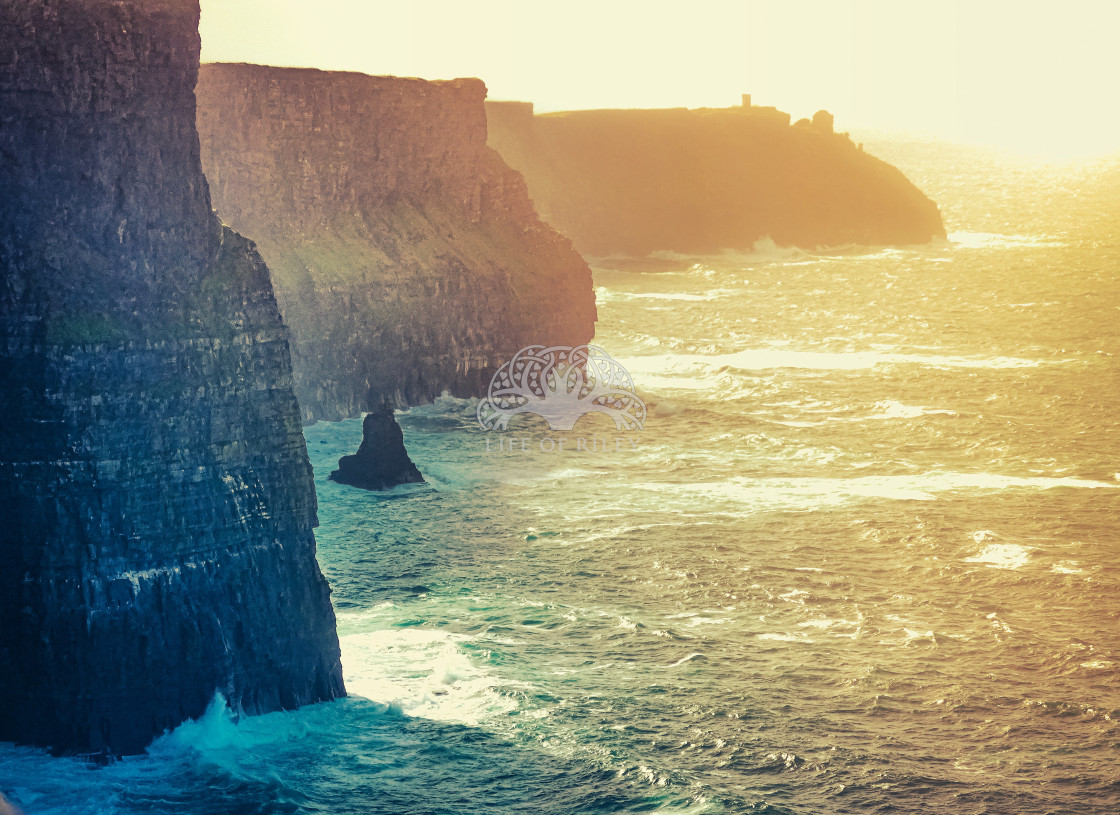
[0,0,343,756]
[195,64,597,424]
[485,103,947,257]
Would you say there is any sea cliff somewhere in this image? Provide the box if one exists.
[0,0,343,756]
[486,100,947,256]
[196,64,597,423]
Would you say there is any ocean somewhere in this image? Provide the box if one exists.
[2,140,1119,814]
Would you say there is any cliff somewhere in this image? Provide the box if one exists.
[195,64,597,424]
[0,0,343,756]
[485,101,947,256]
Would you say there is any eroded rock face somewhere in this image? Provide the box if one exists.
[485,103,947,257]
[329,404,424,491]
[195,64,597,423]
[0,0,343,756]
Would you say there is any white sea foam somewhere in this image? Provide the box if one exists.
[340,628,521,726]
[1052,561,1085,575]
[669,652,705,667]
[949,231,1063,249]
[866,400,958,420]
[611,291,730,302]
[619,349,1051,387]
[646,237,807,264]
[901,628,938,646]
[756,632,813,643]
[648,472,1118,514]
[965,543,1035,569]
[684,616,731,627]
[797,617,862,638]
[149,692,249,755]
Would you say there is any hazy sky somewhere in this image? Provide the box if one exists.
[199,1,1120,159]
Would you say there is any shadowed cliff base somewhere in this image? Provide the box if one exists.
[196,64,597,424]
[485,99,946,257]
[0,0,343,756]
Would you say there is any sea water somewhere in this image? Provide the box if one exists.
[2,141,1119,814]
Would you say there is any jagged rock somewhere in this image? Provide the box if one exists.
[0,0,343,756]
[486,102,946,256]
[329,404,424,491]
[195,65,597,423]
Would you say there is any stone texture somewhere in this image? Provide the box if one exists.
[195,64,597,423]
[485,103,947,257]
[329,404,424,491]
[0,0,343,756]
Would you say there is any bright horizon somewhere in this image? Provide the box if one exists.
[199,0,1120,161]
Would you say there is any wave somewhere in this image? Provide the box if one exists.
[949,231,1065,249]
[339,627,522,726]
[645,237,808,264]
[598,289,731,303]
[964,542,1036,570]
[620,348,1053,378]
[644,237,940,264]
[637,472,1120,512]
[865,400,958,420]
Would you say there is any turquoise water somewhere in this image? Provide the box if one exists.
[2,145,1120,813]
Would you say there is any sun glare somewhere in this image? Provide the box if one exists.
[199,0,1120,160]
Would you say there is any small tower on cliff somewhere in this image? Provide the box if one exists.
[742,93,752,108]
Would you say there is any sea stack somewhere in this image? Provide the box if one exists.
[0,0,343,756]
[485,101,947,256]
[195,64,597,423]
[329,404,425,491]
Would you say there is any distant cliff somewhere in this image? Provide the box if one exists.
[196,65,596,423]
[0,0,343,756]
[485,101,946,256]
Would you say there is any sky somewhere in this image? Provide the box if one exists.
[199,0,1120,159]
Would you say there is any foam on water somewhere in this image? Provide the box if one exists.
[865,400,958,420]
[964,543,1036,569]
[607,290,731,302]
[647,236,809,264]
[949,231,1065,249]
[631,472,1119,514]
[339,628,521,725]
[622,348,1051,380]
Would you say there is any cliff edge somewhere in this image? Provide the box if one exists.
[486,100,946,256]
[196,64,597,423]
[0,0,343,756]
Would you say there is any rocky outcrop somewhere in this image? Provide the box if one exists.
[0,0,343,756]
[485,101,946,256]
[195,64,597,424]
[329,405,424,491]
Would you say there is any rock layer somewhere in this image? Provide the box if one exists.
[0,0,343,756]
[485,101,947,256]
[195,64,597,423]
[329,405,424,491]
